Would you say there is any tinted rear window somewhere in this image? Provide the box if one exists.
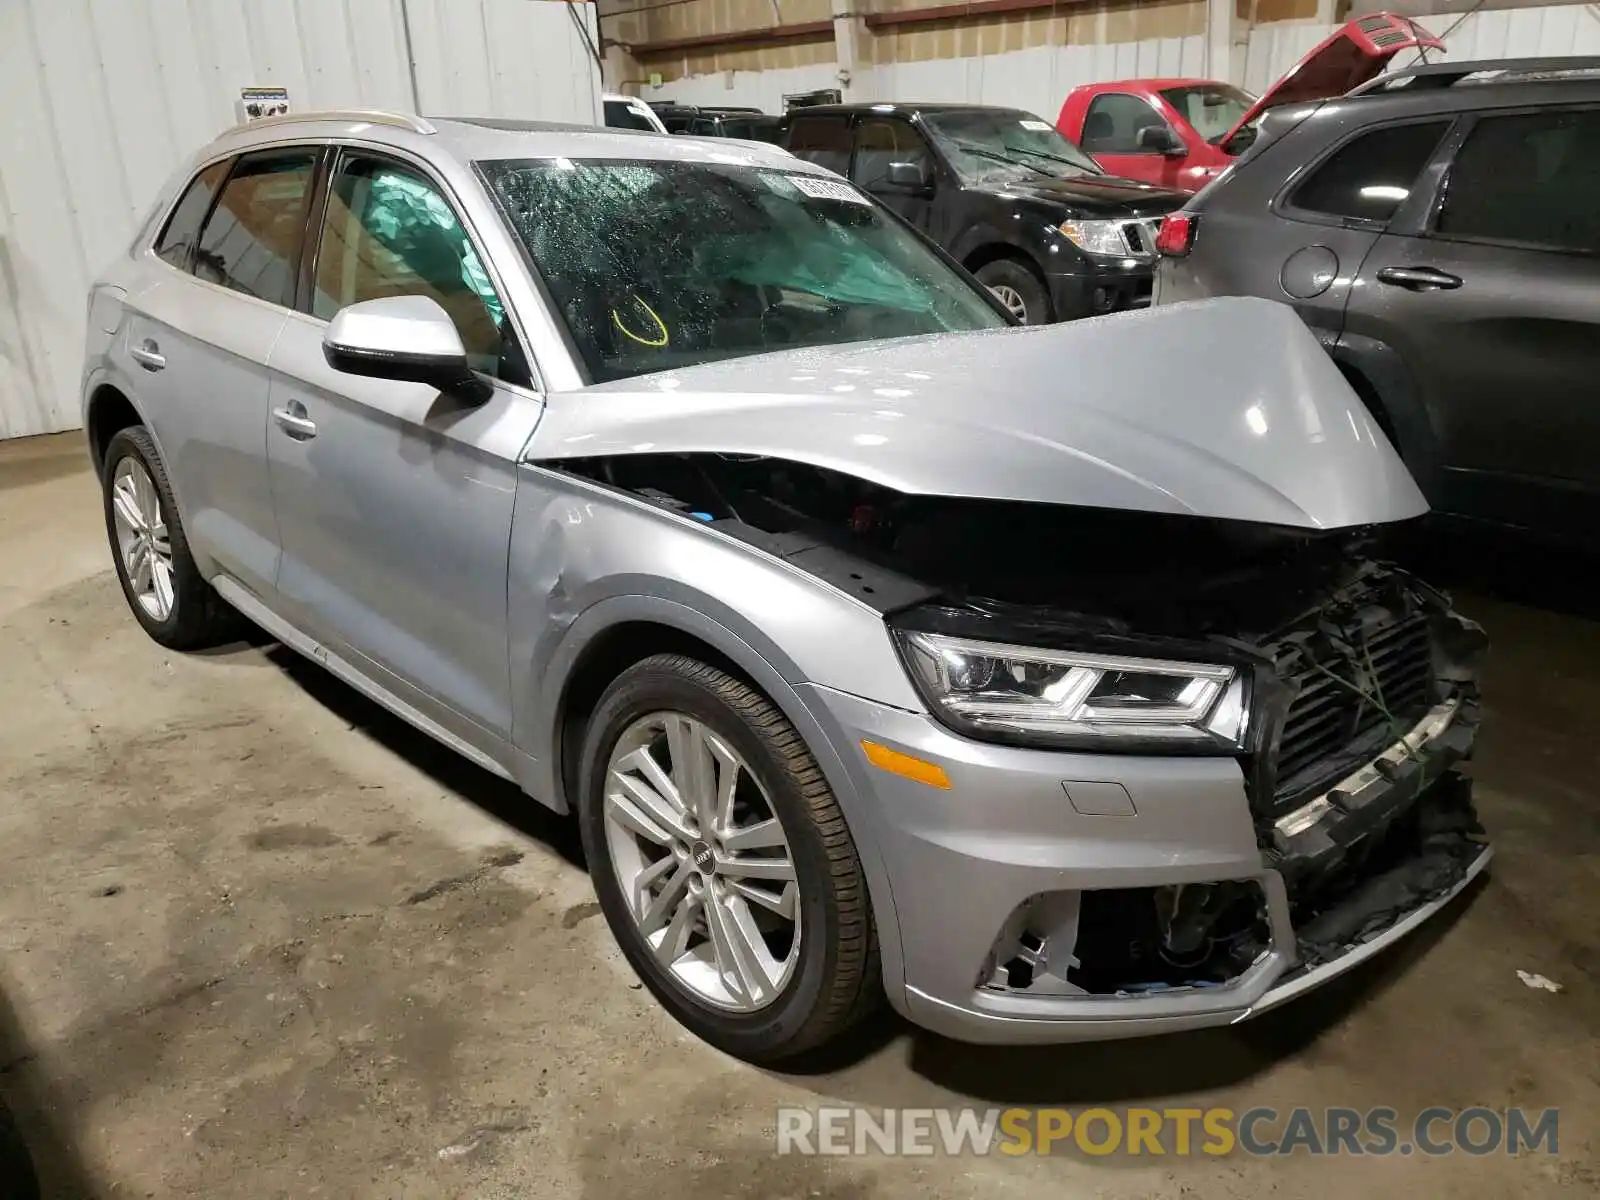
[1289,120,1450,223]
[1436,108,1600,254]
[193,151,317,306]
[154,160,231,269]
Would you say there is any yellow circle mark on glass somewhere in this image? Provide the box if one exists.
[611,295,669,348]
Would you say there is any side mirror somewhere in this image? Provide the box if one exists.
[322,295,490,401]
[884,160,934,194]
[1136,125,1186,157]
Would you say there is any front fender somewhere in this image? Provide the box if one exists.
[949,221,1039,269]
[522,590,911,1006]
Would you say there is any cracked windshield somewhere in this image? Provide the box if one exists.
[923,109,1105,185]
[481,158,1005,382]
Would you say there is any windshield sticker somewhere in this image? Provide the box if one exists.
[785,174,872,205]
[1018,119,1052,131]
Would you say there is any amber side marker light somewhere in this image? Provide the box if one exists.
[861,740,952,789]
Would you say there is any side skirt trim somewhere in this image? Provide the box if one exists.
[212,575,516,783]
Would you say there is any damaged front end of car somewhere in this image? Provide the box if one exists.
[528,298,1489,1030]
[546,448,1489,1002]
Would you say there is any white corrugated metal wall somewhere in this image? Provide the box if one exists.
[864,35,1207,119]
[640,62,842,112]
[639,5,1600,138]
[0,0,601,441]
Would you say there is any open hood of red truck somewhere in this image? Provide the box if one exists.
[1221,12,1444,148]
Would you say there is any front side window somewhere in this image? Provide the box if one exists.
[786,116,852,175]
[853,118,932,190]
[154,160,231,269]
[1289,120,1450,223]
[1436,109,1600,254]
[1159,84,1256,143]
[482,158,1005,383]
[1080,94,1173,154]
[193,151,317,305]
[923,109,1103,185]
[313,156,506,376]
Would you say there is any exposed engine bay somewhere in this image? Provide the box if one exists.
[552,452,1490,993]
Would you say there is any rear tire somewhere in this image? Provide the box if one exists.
[577,653,880,1063]
[101,426,238,650]
[974,258,1052,325]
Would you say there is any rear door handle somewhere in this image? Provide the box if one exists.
[1376,266,1462,292]
[272,404,318,440]
[129,341,166,371]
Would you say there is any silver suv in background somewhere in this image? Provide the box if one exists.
[1155,57,1600,543]
[83,110,1489,1062]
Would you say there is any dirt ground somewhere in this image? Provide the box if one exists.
[0,431,1595,1198]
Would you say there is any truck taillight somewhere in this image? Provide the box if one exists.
[1156,213,1196,257]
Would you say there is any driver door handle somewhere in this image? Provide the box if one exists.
[1376,266,1463,292]
[272,402,318,441]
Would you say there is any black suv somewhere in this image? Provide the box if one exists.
[1156,57,1600,542]
[650,103,764,134]
[784,103,1186,323]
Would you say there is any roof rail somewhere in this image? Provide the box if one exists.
[229,109,437,135]
[1352,57,1600,95]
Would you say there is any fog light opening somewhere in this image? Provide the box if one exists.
[982,882,1271,998]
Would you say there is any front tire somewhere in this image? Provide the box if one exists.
[577,653,879,1063]
[974,258,1052,325]
[101,426,237,650]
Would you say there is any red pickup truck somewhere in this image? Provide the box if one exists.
[1055,13,1443,193]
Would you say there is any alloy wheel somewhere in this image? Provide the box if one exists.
[602,711,801,1012]
[110,457,175,621]
[988,283,1029,322]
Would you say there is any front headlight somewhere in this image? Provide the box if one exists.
[896,631,1247,752]
[1058,218,1130,256]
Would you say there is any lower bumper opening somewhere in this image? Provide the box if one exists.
[1092,277,1153,314]
[981,881,1271,999]
[1285,770,1486,971]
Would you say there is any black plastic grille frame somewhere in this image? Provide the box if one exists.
[1272,611,1436,806]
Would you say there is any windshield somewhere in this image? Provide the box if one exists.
[923,110,1103,184]
[1159,84,1256,144]
[481,159,1005,383]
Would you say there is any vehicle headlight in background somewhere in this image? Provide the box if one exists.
[1058,218,1130,256]
[896,631,1247,751]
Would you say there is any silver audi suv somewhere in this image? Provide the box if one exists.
[82,110,1490,1062]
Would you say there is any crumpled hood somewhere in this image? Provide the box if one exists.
[532,296,1427,531]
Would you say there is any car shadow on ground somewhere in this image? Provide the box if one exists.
[0,983,98,1200]
[256,643,585,869]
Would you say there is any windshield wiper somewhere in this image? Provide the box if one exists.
[1003,144,1101,175]
[948,141,1052,178]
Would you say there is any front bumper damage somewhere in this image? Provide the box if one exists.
[804,566,1490,1045]
[547,447,1485,1044]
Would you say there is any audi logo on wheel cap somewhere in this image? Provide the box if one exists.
[691,841,715,873]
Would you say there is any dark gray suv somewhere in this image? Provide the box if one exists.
[1155,58,1600,542]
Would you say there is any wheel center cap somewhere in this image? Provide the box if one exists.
[690,840,715,875]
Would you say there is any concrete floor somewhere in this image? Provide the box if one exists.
[0,430,1594,1198]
